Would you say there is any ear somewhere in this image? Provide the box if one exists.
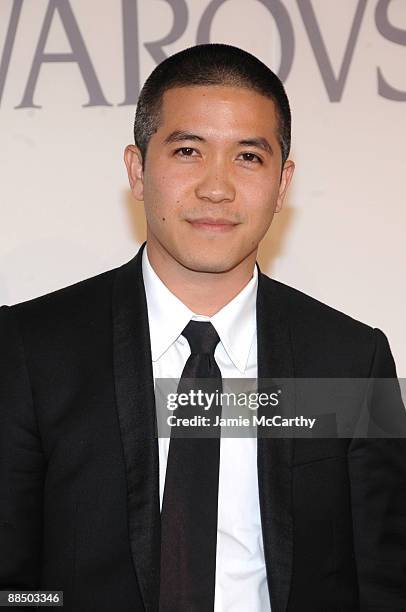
[275,159,295,213]
[124,144,144,201]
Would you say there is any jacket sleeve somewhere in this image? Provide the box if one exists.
[0,305,44,588]
[348,328,406,611]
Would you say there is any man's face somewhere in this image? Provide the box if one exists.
[125,85,294,274]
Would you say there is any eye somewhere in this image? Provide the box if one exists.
[238,152,262,164]
[174,147,198,157]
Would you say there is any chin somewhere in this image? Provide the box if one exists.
[177,252,242,274]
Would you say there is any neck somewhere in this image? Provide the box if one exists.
[145,242,257,317]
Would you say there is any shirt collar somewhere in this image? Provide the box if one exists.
[142,246,258,374]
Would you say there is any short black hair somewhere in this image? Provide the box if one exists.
[134,43,291,166]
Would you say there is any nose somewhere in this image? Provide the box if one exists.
[195,158,235,203]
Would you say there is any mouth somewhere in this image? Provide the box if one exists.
[186,217,240,233]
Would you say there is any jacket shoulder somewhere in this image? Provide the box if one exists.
[3,264,123,336]
[265,275,373,334]
[260,274,381,376]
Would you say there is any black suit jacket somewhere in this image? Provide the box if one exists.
[1,243,405,611]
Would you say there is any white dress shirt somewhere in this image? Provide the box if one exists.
[142,247,272,612]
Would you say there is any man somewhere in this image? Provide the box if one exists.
[0,44,405,611]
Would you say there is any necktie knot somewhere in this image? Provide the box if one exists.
[182,320,220,355]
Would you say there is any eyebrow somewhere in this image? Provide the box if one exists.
[163,131,274,156]
[163,131,205,145]
[238,137,274,156]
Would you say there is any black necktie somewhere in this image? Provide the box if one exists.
[159,321,222,611]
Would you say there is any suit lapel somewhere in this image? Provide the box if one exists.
[257,270,295,612]
[113,243,160,612]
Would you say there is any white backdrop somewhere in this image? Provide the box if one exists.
[1,0,405,373]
